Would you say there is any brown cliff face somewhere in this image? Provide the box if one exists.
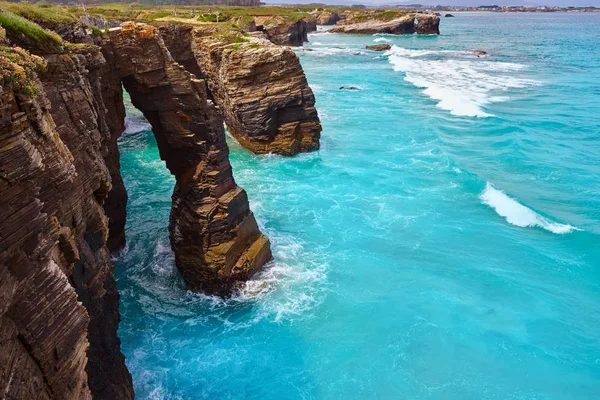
[37,43,133,399]
[415,14,441,34]
[330,14,416,34]
[160,25,321,156]
[107,23,272,295]
[330,13,440,35]
[317,11,340,25]
[254,16,309,46]
[0,34,133,400]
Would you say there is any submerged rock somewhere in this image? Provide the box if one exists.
[366,44,391,51]
[340,86,362,90]
[472,49,488,56]
[446,14,455,17]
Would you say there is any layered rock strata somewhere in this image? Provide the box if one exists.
[2,15,277,399]
[106,23,272,295]
[254,15,310,46]
[330,13,440,35]
[160,24,321,155]
[415,14,441,35]
[0,30,133,400]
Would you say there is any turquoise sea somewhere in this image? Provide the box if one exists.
[114,13,600,399]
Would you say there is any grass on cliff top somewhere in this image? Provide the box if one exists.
[0,2,77,25]
[79,3,311,24]
[346,10,411,23]
[0,9,62,45]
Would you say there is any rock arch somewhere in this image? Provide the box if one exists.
[106,23,272,295]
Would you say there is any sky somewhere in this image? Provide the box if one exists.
[263,0,600,6]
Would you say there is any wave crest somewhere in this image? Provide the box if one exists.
[385,45,540,117]
[480,183,578,234]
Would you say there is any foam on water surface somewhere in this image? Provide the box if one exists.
[115,13,600,400]
[386,45,540,117]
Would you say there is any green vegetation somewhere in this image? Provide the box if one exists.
[0,45,47,96]
[0,9,62,45]
[347,10,409,23]
[0,2,77,25]
[90,25,103,37]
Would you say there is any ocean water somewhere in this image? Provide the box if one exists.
[114,13,600,399]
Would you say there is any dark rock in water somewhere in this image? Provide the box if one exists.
[446,14,455,18]
[472,49,488,56]
[366,44,391,51]
[415,14,440,35]
[330,14,415,35]
[340,86,361,91]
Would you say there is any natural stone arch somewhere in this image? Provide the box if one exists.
[106,23,271,295]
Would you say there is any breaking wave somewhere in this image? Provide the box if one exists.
[480,183,579,234]
[385,46,540,117]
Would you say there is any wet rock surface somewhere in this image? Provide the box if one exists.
[366,44,392,51]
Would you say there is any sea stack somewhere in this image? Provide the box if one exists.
[107,23,272,295]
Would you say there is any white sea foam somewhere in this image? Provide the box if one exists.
[385,45,540,117]
[374,37,391,43]
[124,116,152,134]
[480,183,578,234]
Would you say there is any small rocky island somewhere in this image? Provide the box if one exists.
[0,3,441,398]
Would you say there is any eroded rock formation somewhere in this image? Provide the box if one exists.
[106,23,272,295]
[0,29,133,400]
[2,15,279,398]
[415,14,441,35]
[317,11,340,25]
[254,15,310,46]
[330,13,440,35]
[330,14,416,34]
[160,24,321,155]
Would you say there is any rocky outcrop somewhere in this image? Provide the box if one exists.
[160,24,321,156]
[0,31,133,400]
[415,14,440,34]
[303,16,317,32]
[330,14,416,34]
[254,16,309,46]
[107,23,272,295]
[2,14,280,399]
[317,11,340,25]
[366,44,391,51]
[330,13,440,35]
